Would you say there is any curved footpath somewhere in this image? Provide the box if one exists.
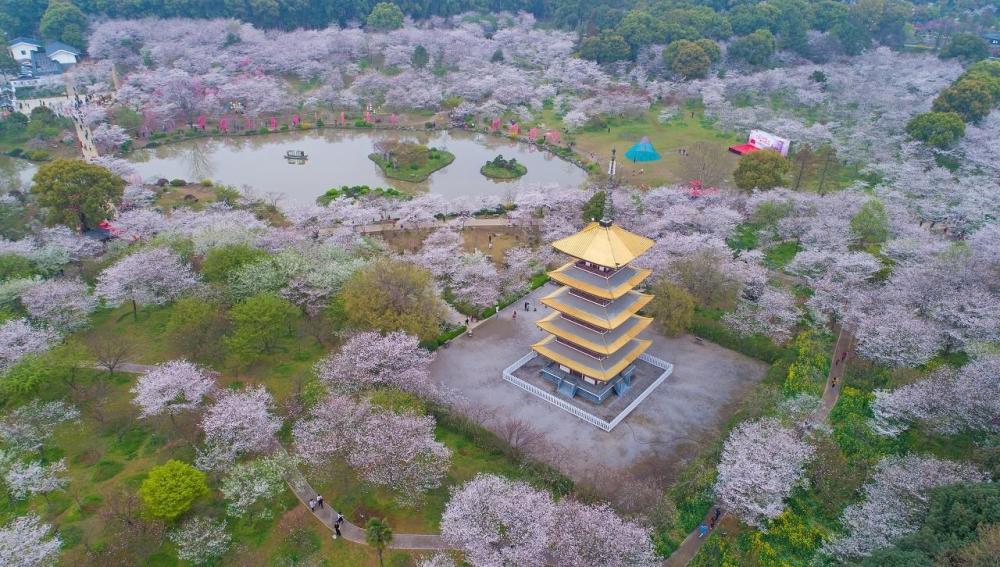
[663,326,854,567]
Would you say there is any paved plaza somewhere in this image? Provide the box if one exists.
[430,283,769,484]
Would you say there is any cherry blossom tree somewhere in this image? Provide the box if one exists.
[0,514,61,567]
[871,356,1000,437]
[714,418,815,528]
[198,385,281,470]
[851,302,945,368]
[417,555,456,567]
[723,285,800,344]
[96,248,198,319]
[111,209,169,241]
[824,455,987,559]
[315,331,433,395]
[411,228,462,279]
[292,394,371,467]
[131,360,217,420]
[3,459,67,500]
[169,517,231,565]
[0,319,59,372]
[220,454,296,518]
[348,411,451,504]
[441,473,556,567]
[549,501,658,567]
[0,400,80,453]
[92,123,132,153]
[451,252,501,309]
[21,279,97,332]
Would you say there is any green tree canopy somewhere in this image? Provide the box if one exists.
[339,257,444,342]
[579,32,631,63]
[728,29,777,66]
[165,297,227,361]
[581,191,606,223]
[365,518,393,567]
[39,0,87,48]
[932,79,996,124]
[366,2,404,32]
[200,244,267,283]
[733,149,790,191]
[940,32,990,63]
[850,199,890,247]
[0,31,20,77]
[140,460,208,521]
[411,44,429,69]
[695,38,721,62]
[616,10,665,57]
[664,40,711,80]
[905,111,966,148]
[225,293,299,366]
[648,280,695,337]
[31,159,126,232]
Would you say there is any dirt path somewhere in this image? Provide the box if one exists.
[663,325,854,566]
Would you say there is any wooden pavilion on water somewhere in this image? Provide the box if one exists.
[532,183,656,404]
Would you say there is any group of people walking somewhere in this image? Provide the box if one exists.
[307,494,346,538]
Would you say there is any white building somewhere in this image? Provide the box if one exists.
[7,37,81,68]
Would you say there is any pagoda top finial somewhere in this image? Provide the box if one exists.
[600,148,617,227]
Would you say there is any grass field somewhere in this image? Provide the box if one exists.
[369,149,455,182]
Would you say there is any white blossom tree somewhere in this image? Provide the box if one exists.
[3,459,67,500]
[549,501,658,567]
[0,401,80,453]
[0,319,59,372]
[871,356,1000,437]
[714,418,815,528]
[20,279,97,332]
[0,514,61,567]
[348,411,451,504]
[315,331,433,395]
[723,286,800,344]
[292,394,371,466]
[441,473,556,567]
[824,455,987,559]
[169,517,231,565]
[220,454,296,518]
[91,123,132,153]
[131,360,216,421]
[95,248,198,319]
[198,386,281,470]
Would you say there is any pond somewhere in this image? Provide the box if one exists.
[127,129,590,205]
[0,156,38,193]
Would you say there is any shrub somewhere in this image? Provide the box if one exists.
[169,178,187,187]
[23,149,51,161]
[139,460,208,521]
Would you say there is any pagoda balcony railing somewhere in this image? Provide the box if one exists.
[560,313,610,334]
[575,260,625,277]
[567,288,611,306]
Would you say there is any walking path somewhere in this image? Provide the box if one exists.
[664,325,854,566]
[320,215,528,238]
[65,83,98,160]
[106,361,452,551]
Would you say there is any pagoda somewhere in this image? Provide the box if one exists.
[531,153,656,403]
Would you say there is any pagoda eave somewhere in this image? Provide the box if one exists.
[531,335,652,382]
[536,312,653,355]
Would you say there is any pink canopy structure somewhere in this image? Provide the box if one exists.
[364,110,372,123]
[389,114,398,126]
[245,117,253,130]
[340,111,346,126]
[269,116,277,129]
[196,115,206,129]
[292,114,300,126]
[490,117,501,131]
[509,123,520,136]
[545,130,560,144]
[219,117,228,132]
[528,127,539,142]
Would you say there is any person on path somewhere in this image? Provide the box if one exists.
[512,310,517,320]
[699,523,708,538]
[494,305,500,319]
[308,498,316,512]
[524,301,529,311]
[316,495,324,509]
[333,522,342,538]
[709,517,716,530]
[336,514,344,525]
[714,507,722,522]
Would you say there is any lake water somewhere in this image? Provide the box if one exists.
[127,129,589,205]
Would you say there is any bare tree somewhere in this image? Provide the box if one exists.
[495,417,545,459]
[88,334,134,376]
[679,141,730,187]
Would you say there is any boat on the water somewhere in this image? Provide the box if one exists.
[285,150,308,160]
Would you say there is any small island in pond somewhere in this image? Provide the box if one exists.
[480,154,527,179]
[369,140,455,182]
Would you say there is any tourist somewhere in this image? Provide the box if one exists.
[512,310,517,320]
[709,517,716,530]
[714,507,722,522]
[494,305,500,318]
[333,522,342,538]
[698,523,708,538]
[336,513,344,525]
[308,498,316,512]
[316,494,324,508]
[524,301,529,311]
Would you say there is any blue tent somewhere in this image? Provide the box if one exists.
[624,137,661,162]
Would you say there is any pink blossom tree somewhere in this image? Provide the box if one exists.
[723,286,800,344]
[131,360,217,420]
[315,331,433,395]
[348,411,451,504]
[21,279,97,332]
[824,455,987,559]
[0,514,61,566]
[549,501,658,567]
[95,248,199,319]
[292,394,371,466]
[871,356,1000,437]
[197,385,281,470]
[0,319,59,372]
[111,209,169,241]
[441,473,556,567]
[3,459,67,500]
[92,123,132,153]
[714,418,815,528]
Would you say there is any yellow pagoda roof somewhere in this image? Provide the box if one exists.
[536,311,653,355]
[540,286,652,331]
[531,335,651,382]
[551,222,654,268]
[548,261,652,300]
